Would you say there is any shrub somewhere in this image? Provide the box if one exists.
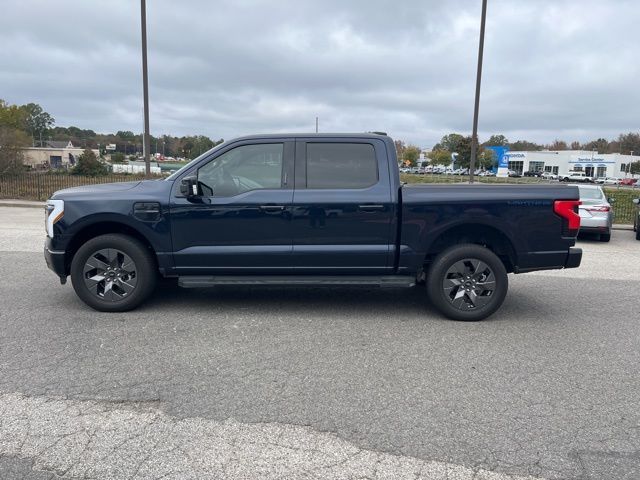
[72,149,107,176]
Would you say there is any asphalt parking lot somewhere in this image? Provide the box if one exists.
[0,206,639,480]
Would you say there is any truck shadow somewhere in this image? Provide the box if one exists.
[143,281,544,323]
[146,281,439,319]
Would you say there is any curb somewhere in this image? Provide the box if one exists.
[0,200,45,209]
[612,224,633,231]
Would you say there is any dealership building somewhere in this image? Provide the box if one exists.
[496,149,640,178]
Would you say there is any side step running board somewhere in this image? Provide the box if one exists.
[178,275,415,288]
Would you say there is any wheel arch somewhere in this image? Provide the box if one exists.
[64,219,157,274]
[422,223,517,273]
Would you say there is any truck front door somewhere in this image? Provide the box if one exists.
[170,140,295,274]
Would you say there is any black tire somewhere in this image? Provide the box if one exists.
[70,234,157,312]
[426,243,508,321]
[599,232,611,242]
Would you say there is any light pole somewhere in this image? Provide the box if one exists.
[140,0,151,177]
[468,0,488,184]
[629,151,634,177]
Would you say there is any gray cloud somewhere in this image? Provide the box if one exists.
[1,0,638,148]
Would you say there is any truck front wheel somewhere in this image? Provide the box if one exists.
[70,234,157,312]
[426,243,508,321]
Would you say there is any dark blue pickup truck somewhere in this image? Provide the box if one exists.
[44,133,582,321]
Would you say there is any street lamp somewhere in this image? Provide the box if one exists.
[468,0,488,184]
[140,0,151,177]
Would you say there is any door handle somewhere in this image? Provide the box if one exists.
[259,205,286,212]
[358,204,385,211]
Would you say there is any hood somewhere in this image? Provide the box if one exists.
[51,181,142,198]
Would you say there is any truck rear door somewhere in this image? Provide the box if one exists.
[291,138,396,273]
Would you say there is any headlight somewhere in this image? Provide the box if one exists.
[45,200,64,238]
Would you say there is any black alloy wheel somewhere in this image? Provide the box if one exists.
[71,234,157,312]
[426,243,508,321]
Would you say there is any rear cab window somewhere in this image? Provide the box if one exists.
[305,143,378,189]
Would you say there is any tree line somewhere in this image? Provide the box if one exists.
[3,99,640,174]
[0,99,224,174]
[396,132,640,169]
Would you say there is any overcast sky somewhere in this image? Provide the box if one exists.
[1,0,638,148]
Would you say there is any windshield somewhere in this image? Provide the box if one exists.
[164,141,228,181]
[578,186,604,201]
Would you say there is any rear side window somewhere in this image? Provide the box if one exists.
[578,186,604,201]
[306,143,378,189]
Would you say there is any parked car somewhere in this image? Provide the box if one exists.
[575,184,613,242]
[541,172,558,180]
[507,170,521,178]
[620,178,638,186]
[559,172,594,183]
[44,133,582,321]
[633,198,640,240]
[595,177,620,185]
[523,170,542,177]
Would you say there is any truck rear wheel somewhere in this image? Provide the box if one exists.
[426,243,508,321]
[70,234,157,312]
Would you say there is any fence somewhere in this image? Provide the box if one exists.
[0,173,148,201]
[603,187,638,224]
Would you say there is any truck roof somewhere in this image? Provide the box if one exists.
[229,132,390,142]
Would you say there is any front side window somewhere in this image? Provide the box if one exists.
[306,143,378,189]
[197,143,283,197]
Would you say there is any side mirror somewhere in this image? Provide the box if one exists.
[180,175,198,197]
[633,198,639,205]
[608,197,616,204]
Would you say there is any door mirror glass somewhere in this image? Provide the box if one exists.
[180,175,198,197]
[633,198,639,205]
[608,197,615,204]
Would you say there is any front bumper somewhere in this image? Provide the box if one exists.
[44,237,67,280]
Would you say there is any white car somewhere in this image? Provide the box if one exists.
[574,184,613,242]
[541,172,558,180]
[595,177,620,185]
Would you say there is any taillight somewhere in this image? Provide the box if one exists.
[584,205,610,212]
[554,200,581,234]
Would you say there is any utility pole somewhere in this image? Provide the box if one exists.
[315,116,318,133]
[140,0,151,177]
[468,0,488,184]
